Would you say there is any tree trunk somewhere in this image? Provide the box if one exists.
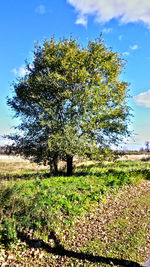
[49,154,58,175]
[67,154,73,176]
[53,157,58,175]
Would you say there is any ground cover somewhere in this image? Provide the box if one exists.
[0,158,150,266]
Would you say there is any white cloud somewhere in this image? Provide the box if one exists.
[75,14,87,26]
[35,5,46,15]
[130,44,139,50]
[102,27,112,34]
[122,51,130,56]
[11,65,27,77]
[67,0,150,27]
[134,89,150,108]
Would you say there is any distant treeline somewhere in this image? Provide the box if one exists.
[0,146,16,155]
[0,145,150,156]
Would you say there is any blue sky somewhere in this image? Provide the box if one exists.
[0,0,150,150]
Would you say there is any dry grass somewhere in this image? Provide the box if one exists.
[120,154,150,161]
[0,155,48,173]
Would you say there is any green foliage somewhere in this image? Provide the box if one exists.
[7,35,130,173]
[0,217,18,246]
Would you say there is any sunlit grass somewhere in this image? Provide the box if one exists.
[0,157,150,265]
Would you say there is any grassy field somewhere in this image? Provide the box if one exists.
[0,156,150,266]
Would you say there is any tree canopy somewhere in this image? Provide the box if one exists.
[7,36,130,175]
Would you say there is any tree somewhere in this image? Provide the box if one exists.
[145,141,150,152]
[7,36,130,175]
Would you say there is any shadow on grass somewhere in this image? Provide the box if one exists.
[0,171,56,181]
[1,162,150,181]
[141,157,150,162]
[17,230,141,267]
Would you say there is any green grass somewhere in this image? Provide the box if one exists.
[0,159,150,265]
